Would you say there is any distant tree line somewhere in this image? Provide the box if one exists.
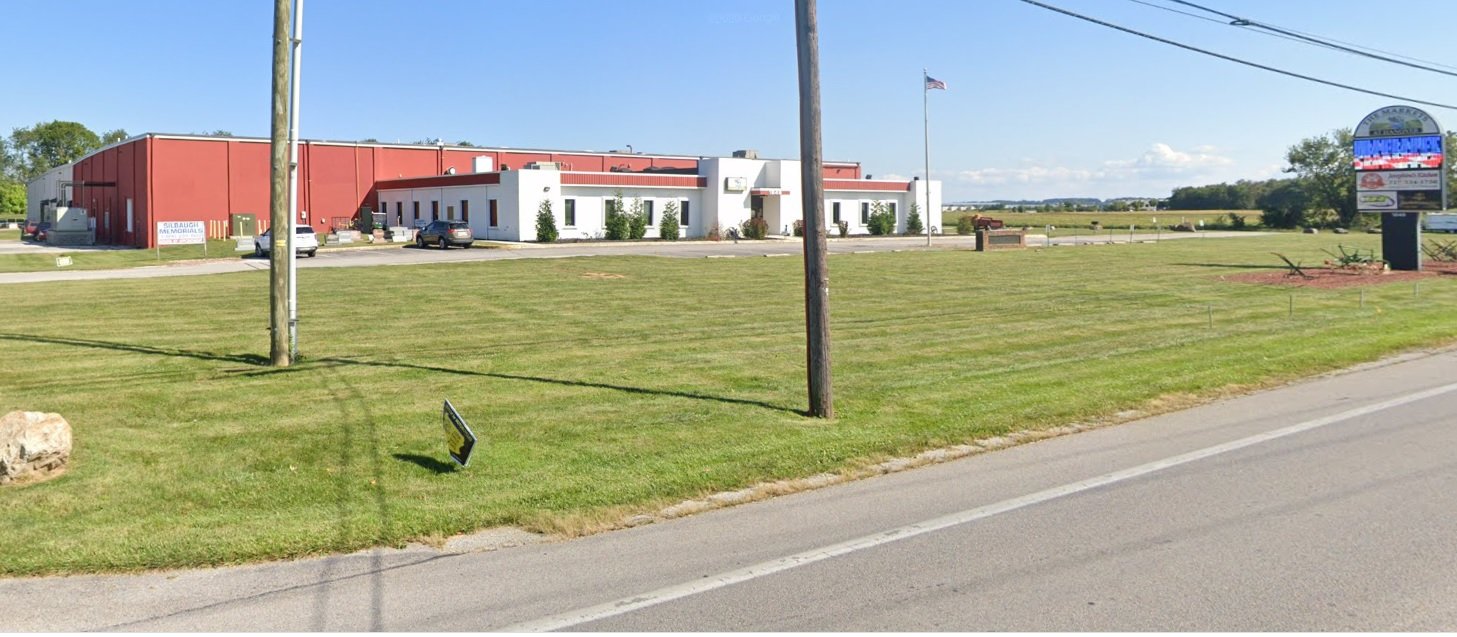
[1166,179,1283,211]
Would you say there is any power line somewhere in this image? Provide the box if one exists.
[1167,0,1457,77]
[1123,0,1330,49]
[1018,0,1457,111]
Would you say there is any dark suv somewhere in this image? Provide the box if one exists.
[417,220,473,249]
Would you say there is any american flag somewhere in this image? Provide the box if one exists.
[925,75,946,91]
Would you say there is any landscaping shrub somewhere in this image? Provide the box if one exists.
[867,202,896,236]
[707,222,722,241]
[836,220,849,237]
[741,217,768,240]
[956,215,976,235]
[535,199,558,242]
[792,219,804,237]
[628,198,648,240]
[660,201,680,241]
[905,202,924,235]
[605,190,628,240]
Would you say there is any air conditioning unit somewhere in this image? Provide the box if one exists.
[524,162,562,170]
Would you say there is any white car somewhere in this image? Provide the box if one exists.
[255,226,319,257]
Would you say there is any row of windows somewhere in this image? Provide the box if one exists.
[385,199,497,226]
[595,198,690,227]
[829,201,896,225]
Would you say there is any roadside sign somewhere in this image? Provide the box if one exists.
[1353,105,1441,271]
[1352,106,1446,212]
[441,399,477,467]
[156,221,207,245]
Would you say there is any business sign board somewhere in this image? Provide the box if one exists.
[1353,105,1446,212]
[1357,170,1442,191]
[156,221,207,245]
[441,399,477,467]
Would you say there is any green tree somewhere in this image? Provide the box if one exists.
[1256,179,1309,229]
[659,200,680,241]
[535,199,558,242]
[905,202,924,235]
[101,129,129,145]
[7,121,102,180]
[627,197,648,239]
[0,180,24,217]
[1284,128,1356,227]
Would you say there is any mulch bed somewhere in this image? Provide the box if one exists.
[1225,261,1457,289]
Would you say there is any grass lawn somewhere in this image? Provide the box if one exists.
[3,233,1455,575]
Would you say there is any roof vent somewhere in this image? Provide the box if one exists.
[524,162,562,170]
[732,149,759,159]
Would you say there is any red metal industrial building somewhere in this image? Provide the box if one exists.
[64,134,865,248]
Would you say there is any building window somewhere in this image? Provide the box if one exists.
[604,198,618,217]
[888,202,896,217]
[431,200,440,221]
[832,202,841,224]
[644,200,654,225]
[489,199,498,227]
[461,200,470,223]
[564,199,576,226]
[860,202,870,224]
[413,201,420,223]
[680,200,690,226]
[446,205,456,221]
[395,201,403,226]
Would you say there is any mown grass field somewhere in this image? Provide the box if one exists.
[943,209,1263,236]
[2,233,1454,575]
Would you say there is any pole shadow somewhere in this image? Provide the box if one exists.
[1,332,804,416]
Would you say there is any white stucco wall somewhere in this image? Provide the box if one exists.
[378,162,941,242]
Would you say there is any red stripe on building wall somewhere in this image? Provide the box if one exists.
[375,172,502,190]
[823,179,913,192]
[559,173,705,188]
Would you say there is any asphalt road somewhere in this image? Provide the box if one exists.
[3,347,1455,631]
[0,230,1258,285]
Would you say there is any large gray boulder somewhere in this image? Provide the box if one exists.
[0,411,73,485]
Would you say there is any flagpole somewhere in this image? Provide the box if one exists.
[923,68,932,247]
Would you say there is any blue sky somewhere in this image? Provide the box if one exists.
[8,0,1457,201]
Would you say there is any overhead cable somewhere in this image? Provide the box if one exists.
[1018,0,1457,111]
[1167,0,1457,77]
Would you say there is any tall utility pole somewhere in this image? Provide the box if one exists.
[268,0,292,367]
[795,0,833,419]
[286,0,304,360]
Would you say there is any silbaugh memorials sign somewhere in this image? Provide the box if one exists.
[1353,105,1447,271]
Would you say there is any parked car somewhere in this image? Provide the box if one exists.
[22,220,41,239]
[255,226,319,257]
[416,220,473,249]
[30,222,52,243]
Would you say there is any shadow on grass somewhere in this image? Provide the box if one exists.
[0,332,269,366]
[0,332,804,416]
[1173,262,1289,270]
[391,453,456,474]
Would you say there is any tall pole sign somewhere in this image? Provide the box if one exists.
[1353,105,1445,271]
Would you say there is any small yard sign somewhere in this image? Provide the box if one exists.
[441,399,477,467]
[156,221,207,245]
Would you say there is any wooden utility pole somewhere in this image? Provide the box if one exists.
[268,0,292,367]
[795,0,833,418]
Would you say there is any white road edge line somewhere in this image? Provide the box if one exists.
[497,380,1457,632]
